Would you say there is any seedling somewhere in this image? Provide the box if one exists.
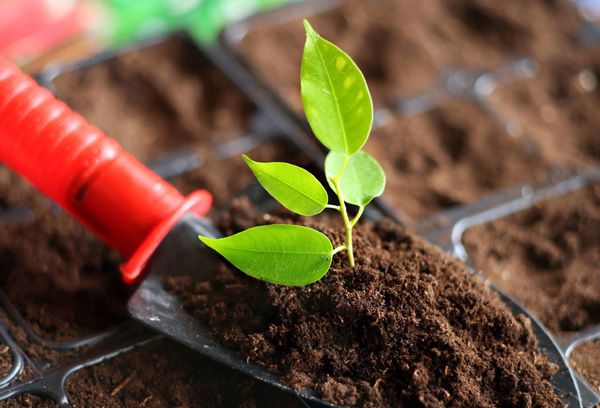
[199,21,385,286]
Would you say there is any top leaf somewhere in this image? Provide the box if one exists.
[301,20,373,155]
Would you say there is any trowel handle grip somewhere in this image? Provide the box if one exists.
[0,56,212,283]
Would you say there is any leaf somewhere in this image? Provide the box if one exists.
[325,151,386,206]
[301,20,373,155]
[243,155,328,216]
[199,225,333,286]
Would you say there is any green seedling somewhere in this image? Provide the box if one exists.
[199,20,385,286]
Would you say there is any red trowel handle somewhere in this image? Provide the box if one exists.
[0,56,212,283]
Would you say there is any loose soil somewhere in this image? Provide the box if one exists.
[0,197,129,343]
[365,101,551,222]
[63,339,302,408]
[0,339,302,408]
[463,184,600,338]
[50,35,305,209]
[490,47,600,167]
[167,198,563,407]
[0,342,11,378]
[569,339,600,395]
[237,0,580,110]
[0,169,38,210]
[53,37,255,162]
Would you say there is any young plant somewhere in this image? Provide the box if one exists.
[199,20,385,286]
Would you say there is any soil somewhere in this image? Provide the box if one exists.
[1,34,263,209]
[365,101,551,222]
[0,342,10,377]
[569,339,600,395]
[170,138,311,209]
[0,197,129,343]
[63,339,302,408]
[0,339,303,408]
[0,169,38,210]
[237,0,580,111]
[53,36,255,162]
[49,35,306,209]
[490,47,600,167]
[167,198,563,407]
[463,184,600,338]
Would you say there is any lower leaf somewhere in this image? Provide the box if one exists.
[199,224,333,286]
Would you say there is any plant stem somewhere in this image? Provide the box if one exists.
[332,245,346,255]
[331,176,355,267]
[351,206,364,228]
[325,204,341,211]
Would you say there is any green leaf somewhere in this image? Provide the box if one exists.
[199,225,333,286]
[301,20,373,155]
[325,151,386,206]
[243,155,328,216]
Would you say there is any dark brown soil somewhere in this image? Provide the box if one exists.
[1,395,57,408]
[490,47,600,166]
[63,339,302,408]
[53,37,255,162]
[0,198,129,343]
[237,0,580,110]
[51,35,255,207]
[0,338,302,408]
[365,101,551,222]
[0,305,63,368]
[49,35,306,210]
[0,169,38,210]
[170,138,311,209]
[0,34,270,214]
[167,198,562,407]
[0,342,11,378]
[463,184,600,337]
[569,339,600,395]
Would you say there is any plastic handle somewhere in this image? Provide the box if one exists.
[0,57,212,283]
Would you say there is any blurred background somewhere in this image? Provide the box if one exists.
[0,0,292,72]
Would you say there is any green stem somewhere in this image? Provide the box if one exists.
[331,176,355,267]
[332,245,346,255]
[325,204,341,211]
[351,206,365,228]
